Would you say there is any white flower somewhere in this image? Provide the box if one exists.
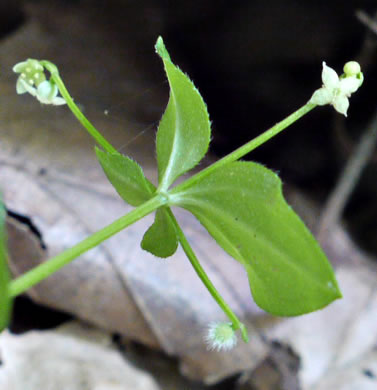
[309,61,363,117]
[13,59,66,106]
[204,322,237,352]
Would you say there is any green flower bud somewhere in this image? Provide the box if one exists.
[343,61,361,77]
[13,59,66,105]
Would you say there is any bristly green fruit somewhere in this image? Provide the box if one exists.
[170,162,342,316]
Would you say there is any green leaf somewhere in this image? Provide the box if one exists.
[171,161,342,316]
[141,207,178,258]
[96,147,155,207]
[0,196,12,330]
[155,37,211,191]
[96,146,178,258]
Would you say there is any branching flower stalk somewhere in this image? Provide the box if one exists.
[7,41,363,351]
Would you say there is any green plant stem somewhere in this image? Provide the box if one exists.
[9,195,167,298]
[166,208,249,343]
[172,103,316,194]
[40,60,117,154]
[17,62,312,340]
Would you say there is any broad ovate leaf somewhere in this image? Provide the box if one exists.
[141,207,178,258]
[155,37,211,191]
[0,196,12,330]
[171,162,341,316]
[96,147,155,207]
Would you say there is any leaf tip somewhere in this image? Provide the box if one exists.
[329,279,343,300]
[155,36,171,61]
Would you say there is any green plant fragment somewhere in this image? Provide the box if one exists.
[0,195,12,330]
[155,37,211,191]
[141,207,178,258]
[171,161,342,316]
[96,147,155,207]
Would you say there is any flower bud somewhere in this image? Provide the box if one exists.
[343,61,361,77]
[13,59,66,105]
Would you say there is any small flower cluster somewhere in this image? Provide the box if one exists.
[309,61,363,117]
[13,59,66,105]
[204,322,237,352]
